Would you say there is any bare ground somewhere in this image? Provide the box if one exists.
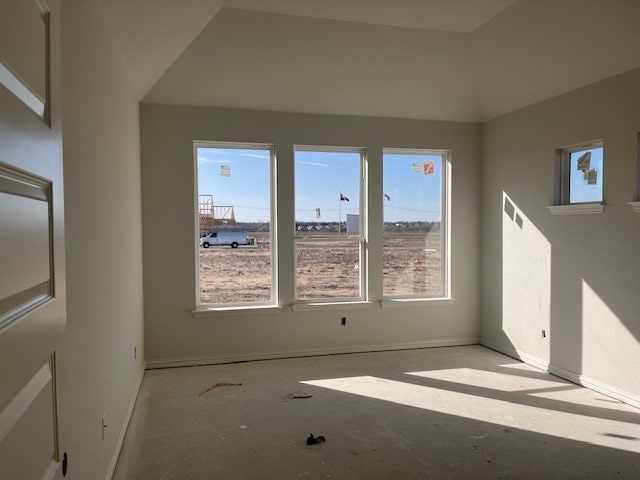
[199,233,442,304]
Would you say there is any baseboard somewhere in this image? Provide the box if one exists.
[145,338,480,369]
[481,339,640,410]
[105,366,145,480]
[480,339,550,371]
[546,364,580,384]
[548,365,640,409]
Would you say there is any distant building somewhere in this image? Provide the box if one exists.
[346,214,359,234]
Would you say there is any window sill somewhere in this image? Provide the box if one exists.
[192,305,282,318]
[546,203,604,215]
[291,301,373,312]
[381,297,455,308]
[628,201,640,213]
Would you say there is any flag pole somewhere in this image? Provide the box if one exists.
[338,193,341,235]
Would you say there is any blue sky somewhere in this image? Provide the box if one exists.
[197,147,444,223]
[295,150,360,222]
[383,152,443,222]
[197,147,271,222]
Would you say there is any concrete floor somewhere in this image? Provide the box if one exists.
[113,346,640,479]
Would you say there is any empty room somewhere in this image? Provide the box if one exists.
[1,1,639,479]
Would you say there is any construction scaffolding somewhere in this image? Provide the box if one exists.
[198,194,236,236]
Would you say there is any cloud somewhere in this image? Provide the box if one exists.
[296,160,329,167]
[198,148,269,164]
[207,150,268,160]
[197,156,234,164]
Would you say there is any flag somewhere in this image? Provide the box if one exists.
[340,193,349,202]
[383,193,391,201]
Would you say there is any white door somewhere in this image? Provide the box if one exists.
[0,1,66,479]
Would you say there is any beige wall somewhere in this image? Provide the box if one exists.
[141,104,481,365]
[481,67,640,404]
[61,0,145,478]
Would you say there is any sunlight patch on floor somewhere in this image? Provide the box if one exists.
[406,367,569,392]
[301,375,640,453]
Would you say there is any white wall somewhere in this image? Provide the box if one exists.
[60,0,145,478]
[141,104,481,365]
[481,67,640,404]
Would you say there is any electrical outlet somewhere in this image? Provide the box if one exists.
[341,317,346,326]
[101,414,107,440]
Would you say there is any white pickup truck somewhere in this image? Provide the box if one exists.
[199,231,248,249]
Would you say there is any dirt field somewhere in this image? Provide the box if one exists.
[199,233,442,304]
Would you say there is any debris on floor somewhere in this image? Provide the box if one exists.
[240,425,248,430]
[198,382,242,396]
[306,433,326,445]
[282,391,313,402]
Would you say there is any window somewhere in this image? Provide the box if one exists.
[382,149,449,298]
[195,142,276,306]
[559,142,604,204]
[294,147,366,302]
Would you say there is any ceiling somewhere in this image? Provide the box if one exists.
[98,0,640,121]
[222,0,518,33]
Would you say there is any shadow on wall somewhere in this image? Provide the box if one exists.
[497,190,640,399]
[501,193,552,366]
[500,190,587,381]
[580,273,640,392]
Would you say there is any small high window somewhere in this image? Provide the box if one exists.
[559,142,604,204]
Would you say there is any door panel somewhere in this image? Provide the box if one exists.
[0,0,47,102]
[0,1,65,479]
[0,357,58,480]
[0,166,52,331]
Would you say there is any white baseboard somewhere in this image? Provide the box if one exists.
[546,364,580,384]
[548,365,640,409]
[145,338,480,369]
[481,339,640,410]
[480,339,550,371]
[105,366,145,480]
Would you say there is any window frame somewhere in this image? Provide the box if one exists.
[382,148,451,301]
[193,140,278,309]
[630,133,640,213]
[637,133,640,201]
[293,145,368,304]
[558,140,604,205]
